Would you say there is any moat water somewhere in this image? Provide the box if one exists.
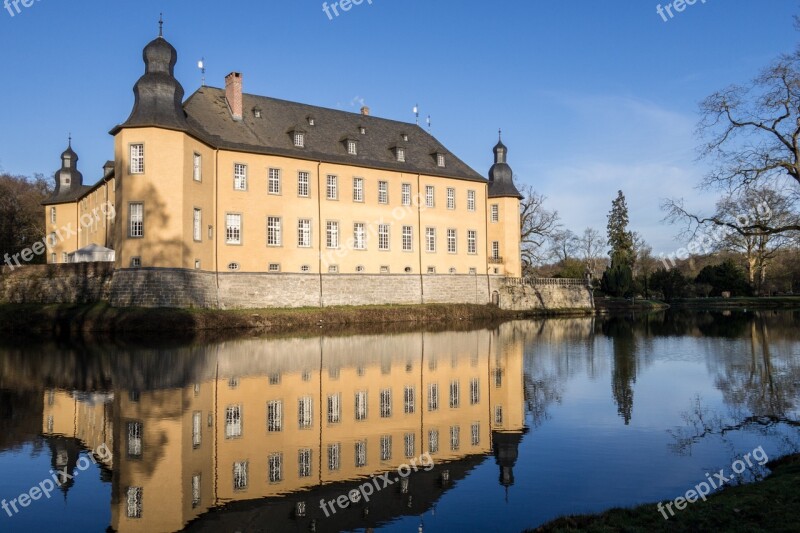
[0,310,799,532]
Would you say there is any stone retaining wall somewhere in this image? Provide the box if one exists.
[0,263,114,304]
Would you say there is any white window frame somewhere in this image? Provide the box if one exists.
[233,461,248,491]
[50,207,56,224]
[192,411,202,448]
[327,394,341,424]
[437,153,446,168]
[428,383,439,411]
[355,391,368,421]
[450,425,461,451]
[402,226,413,252]
[298,171,310,197]
[492,241,500,260]
[401,183,411,206]
[449,380,460,408]
[193,153,202,181]
[130,144,144,174]
[491,204,499,222]
[378,181,389,204]
[467,190,476,211]
[347,140,358,155]
[297,219,311,248]
[353,177,364,202]
[226,214,242,245]
[267,216,282,247]
[425,185,435,208]
[355,441,367,467]
[397,147,406,162]
[471,423,480,446]
[353,223,366,251]
[467,230,477,255]
[268,168,281,195]
[404,386,415,414]
[298,448,312,477]
[328,443,341,471]
[267,400,283,432]
[447,229,457,254]
[470,378,480,405]
[326,175,338,200]
[193,208,202,242]
[326,221,339,249]
[129,203,144,238]
[298,397,313,429]
[428,429,439,454]
[378,224,390,251]
[127,421,143,457]
[380,389,392,418]
[234,163,248,191]
[447,187,455,210]
[425,227,436,253]
[225,405,242,439]
[294,132,305,148]
[380,435,393,461]
[268,453,283,483]
[126,487,143,518]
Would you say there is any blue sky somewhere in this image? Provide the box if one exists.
[0,0,797,253]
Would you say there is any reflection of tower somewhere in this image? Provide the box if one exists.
[46,436,82,497]
[492,429,527,494]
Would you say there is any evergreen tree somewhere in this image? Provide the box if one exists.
[602,191,635,296]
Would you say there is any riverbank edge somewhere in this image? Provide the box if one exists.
[529,453,800,532]
[0,302,595,336]
[670,296,800,309]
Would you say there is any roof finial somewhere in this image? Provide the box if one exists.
[68,133,71,148]
[499,128,502,142]
[158,13,164,37]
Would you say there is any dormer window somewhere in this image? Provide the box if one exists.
[396,147,406,162]
[437,153,446,168]
[347,140,358,155]
[294,132,305,148]
[307,116,316,126]
[360,126,366,135]
[253,107,263,119]
[401,133,409,142]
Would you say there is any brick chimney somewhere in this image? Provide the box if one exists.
[360,106,370,116]
[225,72,243,121]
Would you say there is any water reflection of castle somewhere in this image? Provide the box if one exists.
[41,324,527,532]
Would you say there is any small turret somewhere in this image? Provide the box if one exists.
[53,138,83,196]
[488,131,522,199]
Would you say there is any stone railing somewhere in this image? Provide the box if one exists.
[488,257,504,265]
[504,277,587,288]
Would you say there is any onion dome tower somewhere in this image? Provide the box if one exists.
[119,16,188,131]
[53,137,83,196]
[488,132,522,199]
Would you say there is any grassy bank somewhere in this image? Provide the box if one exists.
[532,454,800,532]
[595,297,670,312]
[0,302,594,338]
[670,296,800,309]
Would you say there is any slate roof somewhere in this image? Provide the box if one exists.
[178,87,486,183]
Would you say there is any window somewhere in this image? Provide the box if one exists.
[449,380,460,408]
[327,394,341,424]
[425,185,435,207]
[193,208,202,242]
[467,190,476,211]
[437,153,446,167]
[378,181,388,204]
[225,405,242,438]
[50,253,56,264]
[50,207,56,224]
[396,147,406,162]
[355,391,368,421]
[298,397,313,429]
[425,227,436,253]
[470,378,480,405]
[298,219,311,248]
[127,422,143,457]
[298,449,312,477]
[294,132,305,148]
[347,140,358,155]
[355,441,367,467]
[308,116,316,126]
[328,265,339,273]
[234,164,247,191]
[298,171,310,197]
[226,214,242,245]
[492,241,500,260]
[467,230,477,254]
[193,153,202,181]
[191,474,201,507]
[491,204,499,222]
[192,411,202,448]
[428,383,439,411]
[130,144,144,174]
[301,265,311,273]
[227,262,240,271]
[447,188,455,209]
[402,226,413,252]
[471,423,480,446]
[328,443,341,471]
[402,183,412,206]
[326,221,339,249]
[494,368,503,387]
[380,389,392,418]
[129,203,144,238]
[447,229,457,254]
[267,400,283,432]
[267,217,282,246]
[404,433,415,458]
[268,453,283,483]
[268,168,281,195]
[356,265,366,273]
[378,224,390,251]
[326,175,338,200]
[404,386,415,414]
[450,426,461,451]
[352,177,364,202]
[233,461,248,491]
[360,126,367,135]
[126,487,143,519]
[380,435,392,461]
[62,252,68,263]
[428,429,439,454]
[131,257,142,268]
[353,223,366,250]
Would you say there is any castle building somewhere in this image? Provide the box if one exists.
[43,27,523,309]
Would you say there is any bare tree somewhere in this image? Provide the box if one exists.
[548,229,578,264]
[577,227,605,278]
[663,44,800,239]
[518,183,561,272]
